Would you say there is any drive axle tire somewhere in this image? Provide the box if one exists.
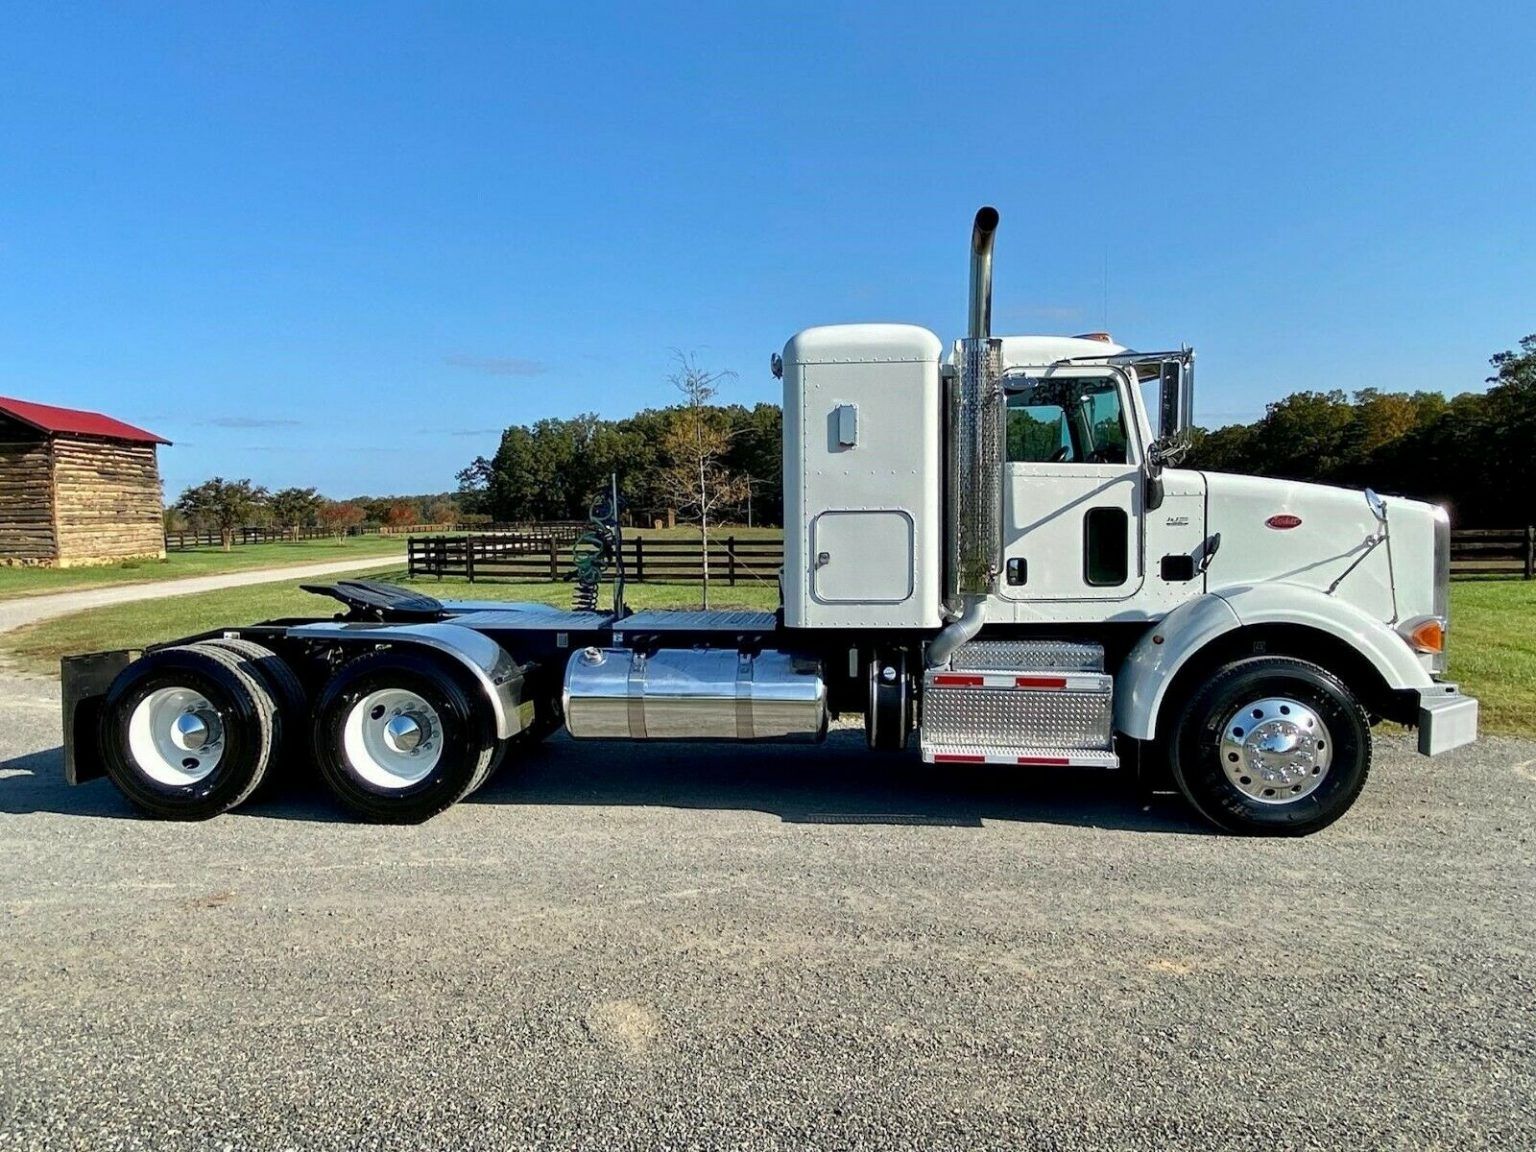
[313,650,496,823]
[1170,656,1371,837]
[100,645,280,820]
[196,638,308,773]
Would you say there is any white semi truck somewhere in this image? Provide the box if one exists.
[60,208,1478,835]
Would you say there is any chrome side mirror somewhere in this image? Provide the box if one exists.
[1365,488,1388,524]
[1158,360,1184,439]
[1148,351,1195,480]
[1157,351,1194,440]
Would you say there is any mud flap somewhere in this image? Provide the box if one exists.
[60,650,139,785]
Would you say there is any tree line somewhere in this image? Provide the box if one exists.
[456,355,782,528]
[458,336,1535,532]
[1184,335,1536,527]
[169,335,1532,549]
[167,481,475,549]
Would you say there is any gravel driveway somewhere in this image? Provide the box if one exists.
[0,668,1532,1150]
[0,555,400,634]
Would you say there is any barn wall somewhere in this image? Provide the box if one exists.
[0,434,58,563]
[52,436,166,565]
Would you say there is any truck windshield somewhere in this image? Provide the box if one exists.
[1005,375,1128,464]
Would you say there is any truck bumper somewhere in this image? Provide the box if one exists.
[1415,683,1478,756]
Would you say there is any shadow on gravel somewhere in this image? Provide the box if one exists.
[0,747,140,819]
[0,732,1207,834]
[474,732,1209,835]
[0,747,347,823]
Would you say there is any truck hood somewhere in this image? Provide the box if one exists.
[1202,471,1441,625]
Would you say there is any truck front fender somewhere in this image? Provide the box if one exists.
[1114,582,1434,741]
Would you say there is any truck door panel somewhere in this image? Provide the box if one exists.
[997,369,1143,602]
[1000,466,1143,601]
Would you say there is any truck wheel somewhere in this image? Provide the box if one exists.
[195,639,308,773]
[100,645,280,820]
[1170,656,1371,836]
[313,650,496,823]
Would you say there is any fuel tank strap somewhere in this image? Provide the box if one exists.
[626,653,648,739]
[735,653,754,739]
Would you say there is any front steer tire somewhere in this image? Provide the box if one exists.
[100,644,280,820]
[1170,656,1372,837]
[313,650,497,823]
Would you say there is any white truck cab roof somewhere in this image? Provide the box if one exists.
[994,334,1128,368]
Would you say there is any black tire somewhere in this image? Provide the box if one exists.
[195,639,308,774]
[476,739,512,793]
[1170,656,1371,836]
[100,644,279,820]
[313,649,496,823]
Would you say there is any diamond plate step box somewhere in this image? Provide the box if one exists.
[919,639,1116,767]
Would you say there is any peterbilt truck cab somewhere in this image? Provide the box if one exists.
[61,207,1477,835]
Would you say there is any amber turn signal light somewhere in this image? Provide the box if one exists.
[1402,617,1445,654]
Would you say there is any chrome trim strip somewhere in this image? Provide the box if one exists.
[1432,506,1451,674]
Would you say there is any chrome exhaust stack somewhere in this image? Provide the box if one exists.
[931,207,1005,668]
[967,206,999,343]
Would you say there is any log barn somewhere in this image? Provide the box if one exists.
[0,396,170,567]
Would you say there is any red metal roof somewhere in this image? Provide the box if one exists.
[0,396,170,445]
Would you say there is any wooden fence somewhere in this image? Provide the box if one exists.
[408,532,785,585]
[1449,527,1536,579]
[164,525,378,550]
[164,521,586,552]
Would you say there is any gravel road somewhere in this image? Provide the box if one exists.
[1,669,1532,1150]
[0,556,399,634]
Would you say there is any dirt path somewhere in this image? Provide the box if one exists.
[0,556,399,635]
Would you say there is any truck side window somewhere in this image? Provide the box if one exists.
[1005,376,1128,464]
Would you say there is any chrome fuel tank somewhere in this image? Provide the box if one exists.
[562,647,828,742]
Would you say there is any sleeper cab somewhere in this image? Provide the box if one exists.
[780,324,943,630]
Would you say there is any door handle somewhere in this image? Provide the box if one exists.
[815,551,831,568]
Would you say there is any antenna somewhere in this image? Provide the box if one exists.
[1101,248,1109,330]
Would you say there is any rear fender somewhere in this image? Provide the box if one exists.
[285,621,529,739]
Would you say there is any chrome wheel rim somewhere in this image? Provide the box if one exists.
[343,688,442,789]
[128,687,225,786]
[1219,696,1332,805]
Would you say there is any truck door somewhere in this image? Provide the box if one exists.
[998,370,1144,602]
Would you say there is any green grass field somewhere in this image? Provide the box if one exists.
[1445,580,1536,736]
[0,573,779,677]
[0,536,405,599]
[3,571,1529,737]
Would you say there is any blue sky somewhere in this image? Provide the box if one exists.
[2,2,1532,499]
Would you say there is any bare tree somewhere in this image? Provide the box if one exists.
[659,352,750,608]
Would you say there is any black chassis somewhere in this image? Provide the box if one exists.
[59,590,947,787]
